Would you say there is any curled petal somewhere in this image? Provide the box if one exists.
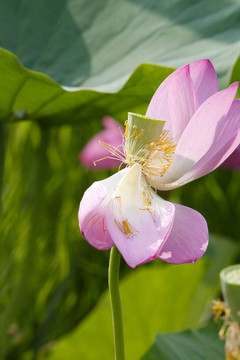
[168,65,197,139]
[79,116,124,170]
[146,59,217,138]
[178,100,240,182]
[189,59,218,106]
[207,132,240,171]
[158,82,239,186]
[106,164,175,268]
[79,169,127,250]
[159,132,240,190]
[146,67,178,122]
[146,65,195,137]
[158,204,208,264]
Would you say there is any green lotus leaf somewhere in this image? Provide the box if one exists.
[141,322,224,360]
[0,48,173,125]
[1,0,240,125]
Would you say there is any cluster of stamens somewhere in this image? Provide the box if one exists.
[91,121,176,238]
[94,121,176,182]
[212,300,240,359]
[140,185,154,213]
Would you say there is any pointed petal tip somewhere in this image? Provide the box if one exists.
[191,59,213,66]
[229,81,239,90]
[177,63,190,75]
[197,58,212,65]
[182,59,215,72]
[191,58,216,74]
[123,253,158,269]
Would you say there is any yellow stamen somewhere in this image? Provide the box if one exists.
[212,299,230,321]
[88,213,100,223]
[92,215,102,226]
[119,126,125,139]
[124,126,176,182]
[140,185,155,213]
[102,217,106,232]
[212,300,240,359]
[95,121,176,180]
[93,141,125,166]
[115,219,137,237]
[88,213,106,232]
[94,121,176,212]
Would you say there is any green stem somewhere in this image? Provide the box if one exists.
[0,124,48,359]
[108,247,125,360]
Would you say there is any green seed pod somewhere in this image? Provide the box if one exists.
[126,112,166,154]
[220,264,240,324]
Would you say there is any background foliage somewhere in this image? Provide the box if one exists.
[0,0,240,359]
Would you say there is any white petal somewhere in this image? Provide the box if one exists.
[105,164,175,268]
[79,169,127,250]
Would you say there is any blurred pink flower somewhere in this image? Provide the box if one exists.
[221,145,240,170]
[79,60,240,268]
[79,116,124,170]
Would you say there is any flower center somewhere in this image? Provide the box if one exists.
[123,121,176,182]
[95,120,176,182]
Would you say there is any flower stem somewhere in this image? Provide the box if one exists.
[108,246,125,360]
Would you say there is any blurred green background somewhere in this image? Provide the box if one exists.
[0,0,240,359]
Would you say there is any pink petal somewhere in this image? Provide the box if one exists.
[158,204,208,264]
[146,67,178,121]
[176,99,240,182]
[146,65,195,137]
[78,170,127,250]
[208,132,240,171]
[159,82,239,185]
[146,60,217,138]
[221,145,240,170]
[168,65,197,139]
[189,59,218,107]
[102,116,122,130]
[162,133,240,190]
[79,116,124,170]
[106,164,175,268]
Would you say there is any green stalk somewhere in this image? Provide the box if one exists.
[108,246,125,360]
[0,124,48,359]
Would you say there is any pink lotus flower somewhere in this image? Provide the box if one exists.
[79,60,240,268]
[79,116,124,170]
[221,145,240,170]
